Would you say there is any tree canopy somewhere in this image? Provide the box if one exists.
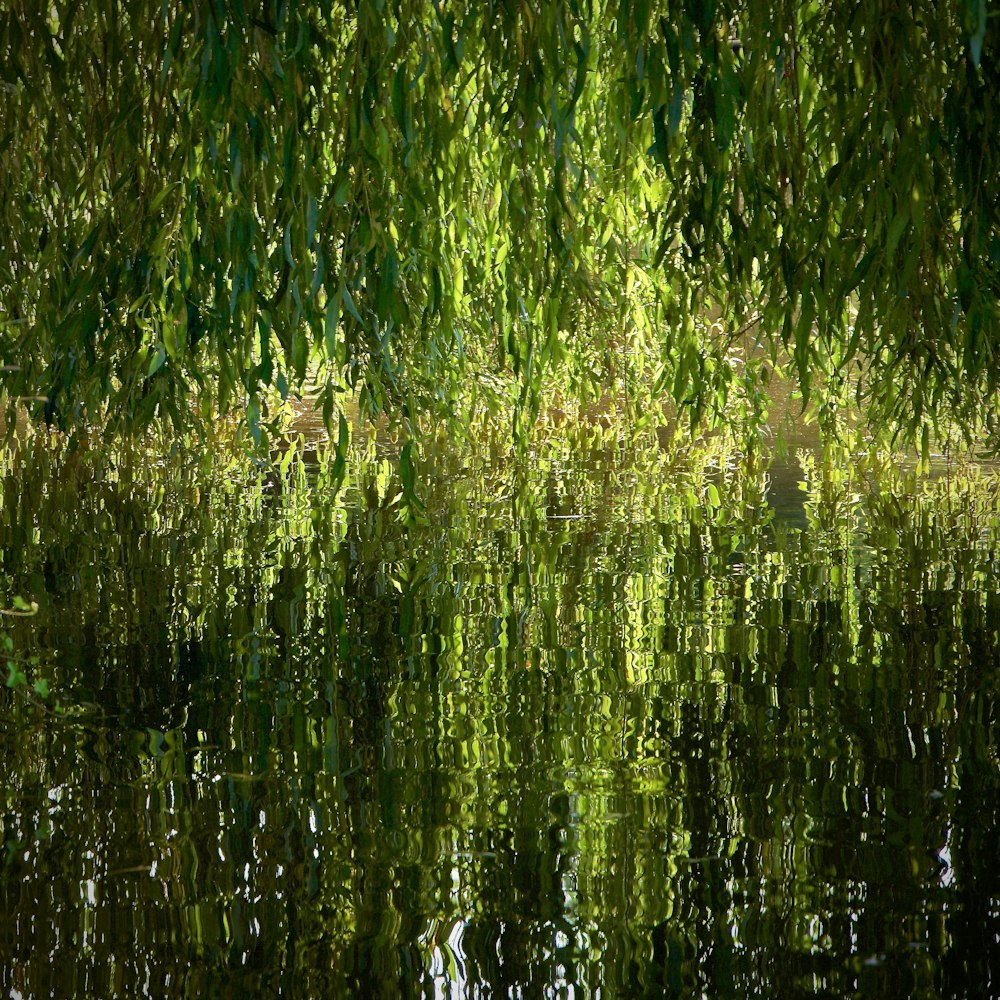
[1,1,997,449]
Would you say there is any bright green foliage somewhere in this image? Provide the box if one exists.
[0,1,997,445]
[1,595,42,698]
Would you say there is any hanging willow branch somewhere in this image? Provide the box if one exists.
[0,1,996,447]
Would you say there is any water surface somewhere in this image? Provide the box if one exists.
[1,440,998,997]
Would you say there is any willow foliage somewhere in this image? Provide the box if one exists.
[0,1,997,446]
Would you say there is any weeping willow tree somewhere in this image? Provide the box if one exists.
[0,1,997,450]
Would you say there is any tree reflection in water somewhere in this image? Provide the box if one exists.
[1,438,998,997]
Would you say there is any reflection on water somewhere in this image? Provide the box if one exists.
[1,438,999,997]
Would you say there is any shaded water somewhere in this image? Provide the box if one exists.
[1,437,999,997]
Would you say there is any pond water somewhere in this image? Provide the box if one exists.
[1,435,998,998]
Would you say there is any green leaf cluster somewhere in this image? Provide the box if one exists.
[0,1,997,448]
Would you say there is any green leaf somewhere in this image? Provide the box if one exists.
[163,321,177,359]
[342,286,363,324]
[400,440,415,496]
[258,314,273,384]
[886,210,909,257]
[324,296,339,359]
[842,249,877,296]
[150,182,180,213]
[230,138,242,190]
[291,328,308,380]
[400,440,425,511]
[668,86,684,137]
[147,345,166,377]
[332,409,348,485]
[247,396,261,448]
[306,196,318,247]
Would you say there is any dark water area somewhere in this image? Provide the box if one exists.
[2,438,999,998]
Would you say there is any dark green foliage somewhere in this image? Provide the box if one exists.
[3,433,1000,994]
[0,1,997,445]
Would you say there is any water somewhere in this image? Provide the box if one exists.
[1,437,998,997]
